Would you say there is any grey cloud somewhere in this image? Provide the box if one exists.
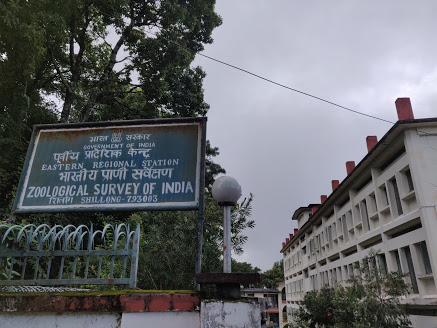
[194,0,437,271]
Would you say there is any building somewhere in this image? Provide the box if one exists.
[277,281,287,327]
[241,288,281,327]
[281,98,437,327]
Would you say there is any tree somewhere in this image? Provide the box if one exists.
[261,260,284,289]
[232,260,261,274]
[0,0,224,214]
[205,141,226,191]
[294,250,412,328]
[0,0,250,291]
[0,0,60,215]
[294,287,337,328]
[1,0,222,123]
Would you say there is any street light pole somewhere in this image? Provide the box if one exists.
[223,205,231,273]
[211,176,242,274]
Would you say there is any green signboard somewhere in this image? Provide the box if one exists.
[13,118,206,213]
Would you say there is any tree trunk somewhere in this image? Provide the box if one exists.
[60,88,75,123]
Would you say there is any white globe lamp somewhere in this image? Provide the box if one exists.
[211,176,242,273]
[212,176,242,206]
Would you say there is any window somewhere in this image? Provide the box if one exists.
[369,256,377,272]
[394,250,402,274]
[362,257,370,273]
[348,264,354,278]
[404,246,419,294]
[302,246,307,255]
[418,241,432,274]
[355,204,361,223]
[371,193,378,211]
[378,253,388,275]
[311,275,318,290]
[354,261,361,276]
[327,226,333,246]
[405,169,414,192]
[390,178,403,215]
[360,200,370,231]
[332,269,337,283]
[304,269,309,278]
[342,215,349,242]
[380,185,389,207]
[390,221,422,238]
[343,265,349,279]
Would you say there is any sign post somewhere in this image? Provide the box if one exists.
[12,118,206,213]
[11,117,207,289]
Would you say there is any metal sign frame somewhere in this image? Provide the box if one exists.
[12,117,207,214]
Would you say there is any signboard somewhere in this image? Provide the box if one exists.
[13,118,206,213]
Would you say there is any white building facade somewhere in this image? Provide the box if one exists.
[281,98,437,327]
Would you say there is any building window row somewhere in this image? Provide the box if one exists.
[290,161,418,268]
[286,240,434,297]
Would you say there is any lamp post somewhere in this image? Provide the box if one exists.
[211,176,242,273]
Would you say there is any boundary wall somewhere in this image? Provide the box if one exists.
[0,291,261,328]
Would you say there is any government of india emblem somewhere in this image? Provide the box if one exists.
[111,129,123,143]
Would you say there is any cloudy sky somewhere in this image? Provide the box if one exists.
[193,1,437,271]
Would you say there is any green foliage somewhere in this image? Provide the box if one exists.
[293,250,412,328]
[0,0,222,123]
[0,0,255,291]
[294,287,337,328]
[205,140,226,191]
[0,0,62,215]
[131,193,255,290]
[261,260,284,289]
[232,260,261,274]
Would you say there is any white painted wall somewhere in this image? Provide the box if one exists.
[201,301,261,328]
[0,313,120,328]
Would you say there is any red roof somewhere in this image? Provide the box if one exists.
[266,309,279,313]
